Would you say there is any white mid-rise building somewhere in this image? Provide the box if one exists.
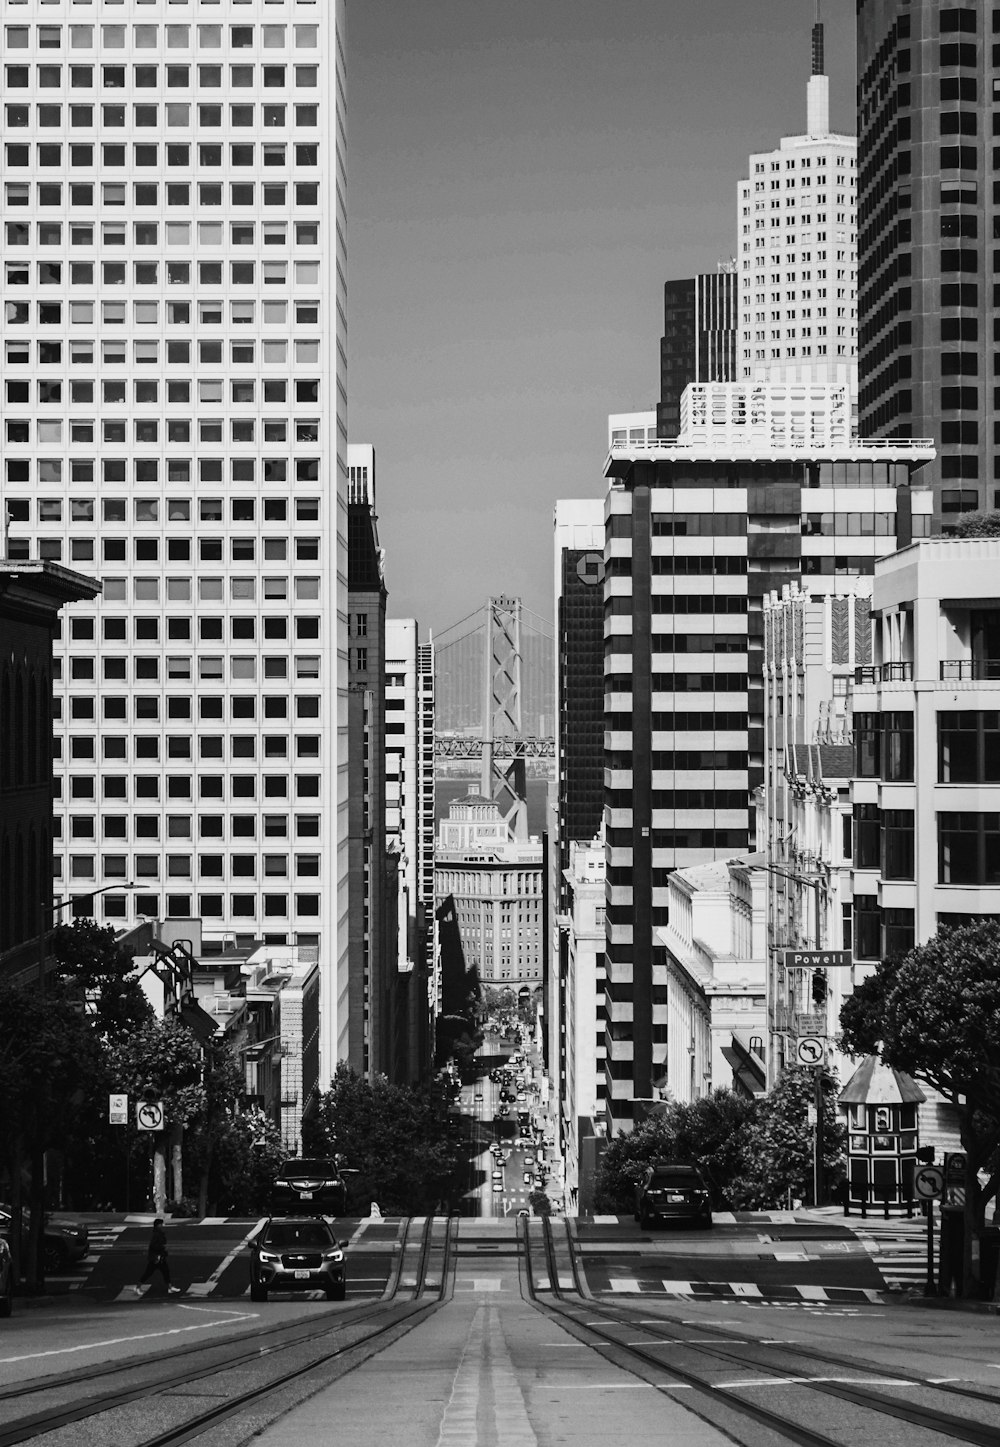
[738,23,857,393]
[1,0,349,1080]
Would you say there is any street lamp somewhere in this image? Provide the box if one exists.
[37,882,136,994]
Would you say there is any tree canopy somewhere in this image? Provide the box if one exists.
[949,510,1000,538]
[840,918,1000,1273]
[304,1062,463,1213]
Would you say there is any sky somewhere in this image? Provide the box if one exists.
[347,1,856,638]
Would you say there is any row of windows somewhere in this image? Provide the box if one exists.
[56,615,320,641]
[6,144,318,172]
[5,23,319,50]
[64,892,323,923]
[63,851,320,876]
[17,538,321,567]
[7,423,317,449]
[58,696,317,721]
[54,773,323,799]
[59,813,319,840]
[11,495,318,520]
[54,654,324,681]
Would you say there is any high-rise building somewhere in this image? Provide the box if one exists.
[657,268,738,439]
[738,22,857,392]
[346,444,388,1076]
[1,1,349,1079]
[600,384,933,1128]
[385,617,435,1078]
[857,0,993,523]
[551,498,605,1141]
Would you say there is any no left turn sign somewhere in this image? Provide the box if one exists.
[913,1165,943,1200]
[796,1036,825,1066]
[136,1100,165,1132]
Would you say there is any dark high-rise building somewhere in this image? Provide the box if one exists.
[601,395,933,1130]
[346,446,389,1077]
[858,0,994,524]
[657,270,738,439]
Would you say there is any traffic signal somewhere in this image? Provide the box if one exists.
[811,968,828,1005]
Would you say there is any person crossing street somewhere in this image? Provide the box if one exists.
[133,1218,180,1296]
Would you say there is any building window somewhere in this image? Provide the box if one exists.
[939,812,1000,885]
[883,712,914,782]
[853,804,881,869]
[938,711,1000,783]
[882,810,915,880]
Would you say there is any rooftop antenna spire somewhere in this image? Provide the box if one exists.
[811,1,825,76]
[807,1,829,133]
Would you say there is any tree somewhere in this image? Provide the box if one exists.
[728,1068,844,1210]
[0,980,102,1287]
[305,1063,462,1213]
[203,1108,284,1215]
[840,919,1000,1295]
[593,1114,679,1214]
[666,1090,759,1209]
[49,919,153,1039]
[950,510,1000,538]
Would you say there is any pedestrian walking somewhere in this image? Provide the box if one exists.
[133,1218,180,1296]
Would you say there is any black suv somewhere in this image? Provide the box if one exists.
[635,1163,713,1229]
[271,1158,347,1216]
[250,1217,348,1301]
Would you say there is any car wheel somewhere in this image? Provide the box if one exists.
[0,1288,11,1319]
[250,1282,268,1302]
[698,1214,713,1230]
[326,1283,346,1301]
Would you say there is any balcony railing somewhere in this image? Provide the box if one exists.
[854,662,913,684]
[940,660,1000,682]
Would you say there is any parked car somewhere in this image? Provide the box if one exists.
[270,1159,347,1217]
[634,1163,713,1229]
[0,1238,12,1318]
[0,1206,89,1272]
[249,1217,348,1302]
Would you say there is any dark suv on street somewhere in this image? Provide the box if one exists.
[249,1218,348,1301]
[635,1163,713,1229]
[271,1158,347,1216]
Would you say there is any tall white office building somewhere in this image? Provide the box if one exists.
[737,21,857,393]
[1,0,350,1080]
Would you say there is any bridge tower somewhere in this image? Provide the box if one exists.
[481,595,528,840]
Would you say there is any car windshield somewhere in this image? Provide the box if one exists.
[281,1160,335,1176]
[265,1223,333,1249]
[649,1171,699,1189]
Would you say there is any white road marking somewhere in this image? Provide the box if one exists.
[178,1304,254,1318]
[187,1217,266,1296]
[717,1376,914,1390]
[0,1316,260,1364]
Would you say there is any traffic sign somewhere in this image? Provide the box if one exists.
[913,1165,943,1200]
[109,1093,128,1126]
[796,1036,825,1066]
[945,1152,967,1180]
[136,1100,165,1132]
[783,950,852,970]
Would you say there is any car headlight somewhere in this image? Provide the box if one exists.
[322,1249,344,1263]
[258,1250,281,1263]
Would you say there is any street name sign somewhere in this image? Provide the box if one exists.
[782,950,852,970]
[796,1036,825,1066]
[913,1165,943,1200]
[136,1100,165,1132]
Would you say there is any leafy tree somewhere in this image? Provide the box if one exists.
[306,1062,462,1213]
[728,1068,844,1210]
[529,1189,552,1217]
[593,1113,678,1213]
[49,919,152,1039]
[0,980,102,1286]
[840,919,1000,1295]
[950,510,1000,538]
[666,1090,759,1209]
[204,1108,284,1215]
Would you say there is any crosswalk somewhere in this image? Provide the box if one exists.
[53,1224,127,1291]
[604,1277,883,1305]
[852,1221,928,1292]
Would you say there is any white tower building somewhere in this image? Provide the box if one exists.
[1,0,350,1081]
[737,21,857,395]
